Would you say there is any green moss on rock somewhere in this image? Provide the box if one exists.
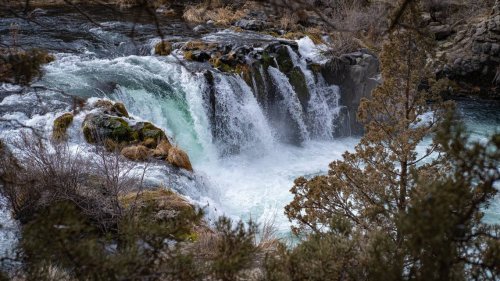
[260,52,274,69]
[154,41,172,56]
[82,114,135,144]
[52,112,74,141]
[112,102,129,118]
[276,47,294,73]
[134,122,167,141]
[288,67,310,110]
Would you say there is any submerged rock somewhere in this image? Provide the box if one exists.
[52,112,74,141]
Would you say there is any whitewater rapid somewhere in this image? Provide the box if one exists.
[0,39,498,242]
[36,52,358,234]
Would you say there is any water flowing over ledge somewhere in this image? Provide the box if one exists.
[0,9,499,245]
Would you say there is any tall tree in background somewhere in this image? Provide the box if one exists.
[281,1,500,280]
[286,0,448,239]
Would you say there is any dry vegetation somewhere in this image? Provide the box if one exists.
[183,0,247,26]
[0,132,280,280]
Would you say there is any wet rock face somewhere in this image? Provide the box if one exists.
[82,114,135,144]
[440,1,500,98]
[235,19,267,31]
[321,50,380,135]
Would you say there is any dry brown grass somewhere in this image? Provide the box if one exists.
[183,1,246,26]
[280,29,324,45]
[279,11,299,30]
[6,0,171,9]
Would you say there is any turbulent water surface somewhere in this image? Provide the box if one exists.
[0,8,499,255]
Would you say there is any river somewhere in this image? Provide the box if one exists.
[0,7,498,255]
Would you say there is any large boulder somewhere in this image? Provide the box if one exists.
[82,113,136,144]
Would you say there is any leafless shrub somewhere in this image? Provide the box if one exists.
[279,10,298,30]
[322,32,361,57]
[0,131,148,231]
[257,214,280,252]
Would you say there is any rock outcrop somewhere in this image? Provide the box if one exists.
[320,50,380,135]
[439,1,500,98]
[81,99,193,171]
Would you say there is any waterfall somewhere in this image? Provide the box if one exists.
[211,73,275,156]
[286,46,340,140]
[2,47,354,235]
[268,66,311,143]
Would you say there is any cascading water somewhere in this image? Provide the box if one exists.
[0,12,498,245]
[267,66,311,143]
[210,74,275,156]
[10,43,355,234]
[286,45,341,139]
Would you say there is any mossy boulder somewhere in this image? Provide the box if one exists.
[52,112,74,141]
[82,100,192,171]
[133,122,167,143]
[119,189,202,241]
[154,41,172,56]
[112,102,129,118]
[93,100,129,118]
[82,114,136,144]
[167,147,193,172]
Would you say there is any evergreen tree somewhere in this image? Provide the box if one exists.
[281,2,499,280]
